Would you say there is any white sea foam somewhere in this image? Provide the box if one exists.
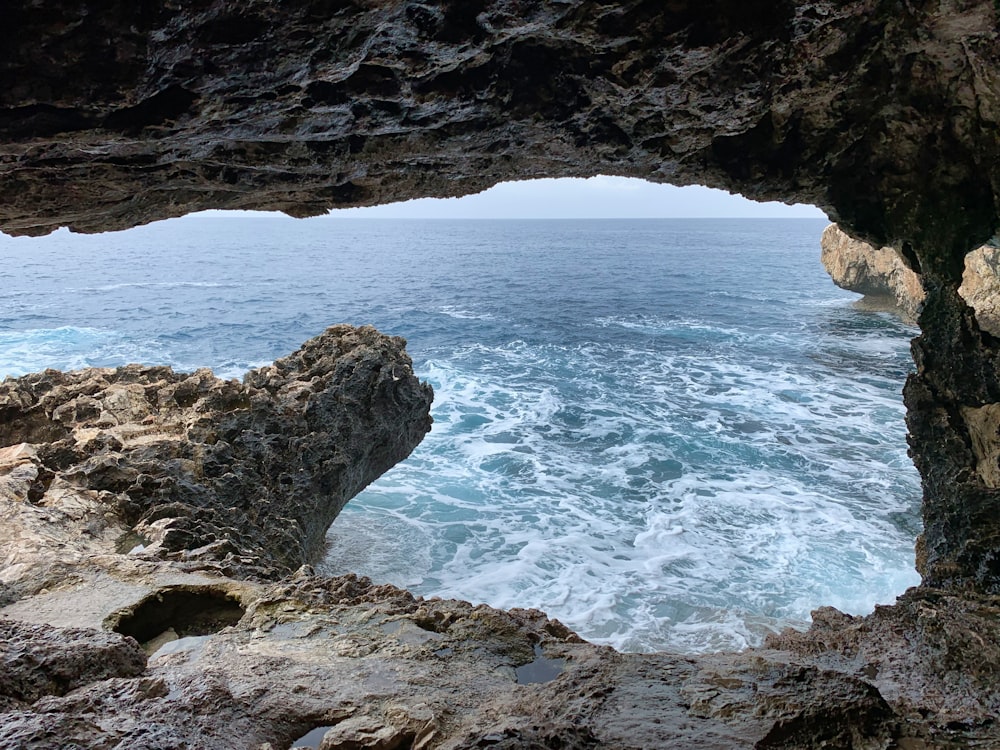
[323,328,920,653]
[438,305,496,321]
[0,216,917,655]
[0,327,170,378]
[72,281,233,292]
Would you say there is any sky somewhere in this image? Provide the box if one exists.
[201,176,826,221]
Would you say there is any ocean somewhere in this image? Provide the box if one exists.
[0,216,921,653]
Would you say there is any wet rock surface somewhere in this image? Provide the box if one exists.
[2,568,977,749]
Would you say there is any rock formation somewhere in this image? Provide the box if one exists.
[0,0,998,257]
[821,223,1000,335]
[820,223,927,322]
[5,0,1000,747]
[0,324,433,594]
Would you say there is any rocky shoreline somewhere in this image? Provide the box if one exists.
[4,0,1000,746]
[821,224,1000,336]
[2,325,999,748]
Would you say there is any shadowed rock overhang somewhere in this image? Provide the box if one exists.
[1,0,997,260]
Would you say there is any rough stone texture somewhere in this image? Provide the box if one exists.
[821,223,1000,334]
[0,324,432,587]
[6,1,1000,747]
[0,0,998,260]
[3,338,998,746]
[904,285,1000,592]
[955,245,1000,338]
[0,571,970,749]
[0,619,146,712]
[821,223,927,322]
[768,591,1000,733]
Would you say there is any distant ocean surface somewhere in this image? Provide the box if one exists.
[0,216,921,653]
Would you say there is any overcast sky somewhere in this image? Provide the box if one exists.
[198,176,825,221]
[327,176,826,219]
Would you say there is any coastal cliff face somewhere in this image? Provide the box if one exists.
[821,223,1000,335]
[820,224,927,322]
[4,1,1000,747]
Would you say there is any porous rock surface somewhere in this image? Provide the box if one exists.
[0,340,996,748]
[821,223,1000,334]
[0,568,974,749]
[0,323,433,591]
[0,619,146,712]
[6,1,1000,747]
[0,0,998,259]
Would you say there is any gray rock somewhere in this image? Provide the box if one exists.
[0,619,146,710]
[1,1,999,268]
[0,324,432,583]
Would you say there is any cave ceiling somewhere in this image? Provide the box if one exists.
[0,0,998,272]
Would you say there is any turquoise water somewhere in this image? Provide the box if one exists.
[0,216,921,652]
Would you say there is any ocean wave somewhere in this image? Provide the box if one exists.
[325,331,919,653]
[438,305,496,321]
[72,281,234,292]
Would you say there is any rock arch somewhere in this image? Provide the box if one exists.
[3,1,1000,745]
[5,0,1000,591]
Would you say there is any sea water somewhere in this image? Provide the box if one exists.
[0,216,921,653]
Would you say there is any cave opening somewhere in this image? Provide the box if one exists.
[107,586,246,650]
[0,182,921,654]
[2,0,1000,740]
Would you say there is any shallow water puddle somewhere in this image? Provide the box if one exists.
[515,645,565,685]
[290,726,335,749]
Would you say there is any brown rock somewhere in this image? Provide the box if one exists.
[820,223,926,323]
[0,572,939,749]
[959,245,1000,337]
[821,223,1000,335]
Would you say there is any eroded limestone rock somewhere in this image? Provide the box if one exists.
[0,324,433,589]
[0,569,958,749]
[821,223,1000,335]
[0,619,146,712]
[5,1,1000,746]
[820,224,927,322]
[1,0,999,263]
